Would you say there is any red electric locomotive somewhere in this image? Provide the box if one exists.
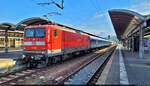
[22,25,90,67]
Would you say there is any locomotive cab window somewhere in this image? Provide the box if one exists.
[25,28,45,37]
[53,29,58,37]
[35,28,45,37]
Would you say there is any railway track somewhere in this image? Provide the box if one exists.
[0,63,59,85]
[0,68,36,85]
[53,52,105,84]
[87,46,116,84]
[0,46,115,85]
[47,46,116,85]
[58,46,116,85]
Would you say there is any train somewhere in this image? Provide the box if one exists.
[22,24,112,68]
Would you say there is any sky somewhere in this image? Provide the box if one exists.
[0,0,150,38]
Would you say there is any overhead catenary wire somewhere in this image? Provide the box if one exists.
[89,0,101,14]
[94,0,105,14]
[29,0,53,10]
[88,0,106,17]
[36,0,64,10]
[28,0,62,19]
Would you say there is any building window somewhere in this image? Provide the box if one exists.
[53,29,58,37]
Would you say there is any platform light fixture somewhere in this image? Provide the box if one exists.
[134,16,139,21]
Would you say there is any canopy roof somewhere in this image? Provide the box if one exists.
[16,17,52,31]
[109,9,145,40]
[0,23,15,31]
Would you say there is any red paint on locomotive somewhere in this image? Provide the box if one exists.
[23,25,90,54]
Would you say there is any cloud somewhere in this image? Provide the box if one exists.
[93,12,104,19]
[61,11,116,38]
[63,22,116,38]
[129,1,150,15]
[95,31,107,37]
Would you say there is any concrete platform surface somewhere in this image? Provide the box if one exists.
[0,47,22,52]
[0,51,23,60]
[0,58,16,69]
[96,46,120,85]
[122,47,150,85]
[97,45,150,85]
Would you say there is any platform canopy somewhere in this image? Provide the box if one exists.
[109,9,145,40]
[16,17,52,31]
[0,23,16,31]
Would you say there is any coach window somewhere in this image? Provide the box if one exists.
[53,29,58,38]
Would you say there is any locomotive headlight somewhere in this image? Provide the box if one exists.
[22,55,25,59]
[31,56,34,59]
[24,47,26,50]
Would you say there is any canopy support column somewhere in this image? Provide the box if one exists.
[5,28,8,53]
[132,36,134,53]
[129,37,131,51]
[128,38,130,50]
[139,22,146,59]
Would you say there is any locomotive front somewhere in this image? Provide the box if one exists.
[22,25,49,67]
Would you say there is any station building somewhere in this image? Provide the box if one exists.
[0,23,24,49]
[0,17,55,50]
[0,30,23,48]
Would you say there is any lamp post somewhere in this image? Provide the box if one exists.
[5,28,8,53]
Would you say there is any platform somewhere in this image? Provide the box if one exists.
[0,51,23,60]
[0,47,22,53]
[96,45,150,85]
[0,59,16,69]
